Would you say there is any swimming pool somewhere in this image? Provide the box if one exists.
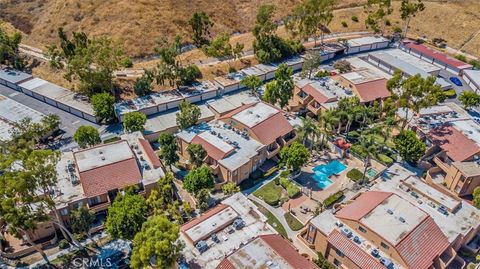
[312,160,347,189]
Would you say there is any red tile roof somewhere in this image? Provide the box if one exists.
[78,158,142,198]
[191,136,233,161]
[302,84,331,104]
[138,138,162,169]
[396,217,450,269]
[181,204,229,232]
[216,259,236,269]
[216,234,319,269]
[260,234,318,269]
[403,40,473,70]
[250,112,293,145]
[327,230,385,269]
[428,125,480,162]
[336,191,392,221]
[354,78,391,103]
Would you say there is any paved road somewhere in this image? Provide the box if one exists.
[0,84,99,151]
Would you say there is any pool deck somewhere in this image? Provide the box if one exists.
[295,149,375,202]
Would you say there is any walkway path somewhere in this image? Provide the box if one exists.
[248,194,317,258]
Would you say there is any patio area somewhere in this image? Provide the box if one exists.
[293,148,385,203]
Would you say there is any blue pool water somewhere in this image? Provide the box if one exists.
[312,160,347,189]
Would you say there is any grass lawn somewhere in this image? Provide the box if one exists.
[253,180,284,206]
[251,200,288,238]
[284,212,304,231]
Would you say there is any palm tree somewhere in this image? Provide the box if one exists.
[296,117,318,149]
[358,135,379,185]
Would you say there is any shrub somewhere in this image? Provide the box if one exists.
[393,27,403,34]
[279,170,290,178]
[378,154,394,166]
[455,54,467,62]
[347,168,363,182]
[350,144,367,158]
[341,21,348,28]
[347,131,360,138]
[228,66,237,73]
[103,136,121,144]
[323,191,344,208]
[58,239,70,249]
[385,19,391,26]
[443,89,457,98]
[287,184,301,198]
[351,15,359,22]
[279,177,290,189]
[263,166,279,178]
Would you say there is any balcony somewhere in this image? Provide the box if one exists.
[266,142,280,159]
[434,156,451,173]
[307,101,322,115]
[426,166,447,185]
[281,131,297,146]
[88,201,110,213]
[208,162,220,174]
[439,247,455,267]
[446,256,466,269]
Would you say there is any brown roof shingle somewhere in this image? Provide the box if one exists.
[428,125,480,162]
[396,217,450,269]
[260,234,318,269]
[327,230,385,269]
[354,78,391,103]
[335,191,392,221]
[78,158,142,198]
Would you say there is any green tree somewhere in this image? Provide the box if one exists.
[91,93,116,122]
[0,24,24,69]
[70,206,97,245]
[123,112,147,133]
[459,91,480,110]
[263,64,294,108]
[364,0,393,34]
[394,130,425,163]
[183,165,214,194]
[473,187,480,209]
[400,0,425,37]
[240,75,262,96]
[47,28,130,96]
[358,135,380,184]
[176,100,201,129]
[187,143,207,167]
[74,125,101,148]
[134,71,154,96]
[286,0,335,46]
[105,193,148,240]
[252,5,304,63]
[222,182,240,195]
[302,50,322,79]
[178,64,202,86]
[9,114,61,143]
[130,215,183,269]
[196,188,211,211]
[387,70,446,129]
[280,141,310,172]
[146,172,175,215]
[189,11,214,47]
[158,133,179,170]
[203,32,244,69]
[333,60,352,73]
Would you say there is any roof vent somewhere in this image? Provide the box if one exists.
[99,150,104,154]
[101,156,106,161]
[399,217,406,223]
[387,209,393,215]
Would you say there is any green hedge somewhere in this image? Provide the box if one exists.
[347,168,363,182]
[323,191,344,208]
[103,136,121,144]
[347,131,360,138]
[444,89,456,98]
[263,166,279,178]
[350,144,367,158]
[378,154,394,166]
[279,177,301,198]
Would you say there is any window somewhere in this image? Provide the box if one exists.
[233,170,238,176]
[60,208,69,216]
[89,196,102,206]
[380,242,390,250]
[359,226,367,233]
[459,175,466,182]
[333,259,341,266]
[335,249,344,257]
